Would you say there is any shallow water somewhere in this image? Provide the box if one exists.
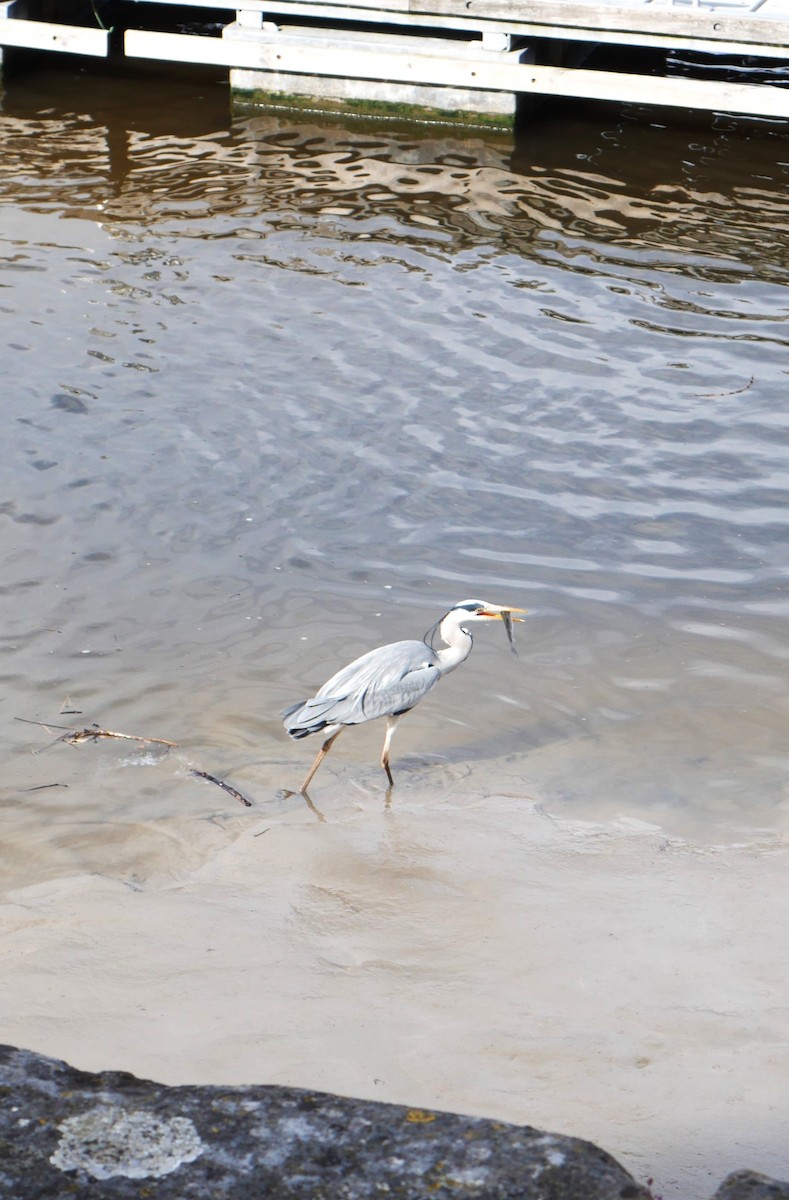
[1,60,789,1197]
[3,63,788,865]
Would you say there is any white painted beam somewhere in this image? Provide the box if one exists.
[463,17,789,53]
[121,0,789,48]
[226,0,789,55]
[124,25,789,116]
[416,0,789,47]
[0,16,108,53]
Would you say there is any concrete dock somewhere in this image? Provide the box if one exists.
[1,0,788,124]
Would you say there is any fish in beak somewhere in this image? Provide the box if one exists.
[479,604,527,656]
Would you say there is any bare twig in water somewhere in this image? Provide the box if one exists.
[189,769,253,808]
[22,783,69,792]
[62,726,177,748]
[15,717,177,752]
[693,376,754,398]
[16,717,76,734]
[60,695,82,715]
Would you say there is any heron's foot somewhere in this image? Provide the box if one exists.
[301,789,326,823]
[277,786,326,821]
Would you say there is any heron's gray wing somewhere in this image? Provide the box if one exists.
[318,640,435,697]
[347,660,441,723]
[285,639,440,733]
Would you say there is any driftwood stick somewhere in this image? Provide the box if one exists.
[15,717,76,733]
[15,717,177,752]
[189,770,254,808]
[61,726,177,748]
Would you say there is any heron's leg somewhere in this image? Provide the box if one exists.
[381,716,400,787]
[301,727,343,793]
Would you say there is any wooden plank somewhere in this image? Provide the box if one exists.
[133,0,414,9]
[409,0,789,45]
[471,18,789,51]
[273,0,413,9]
[0,15,108,53]
[125,27,789,114]
[125,0,789,40]
[127,0,789,45]
[207,0,789,54]
[248,0,512,26]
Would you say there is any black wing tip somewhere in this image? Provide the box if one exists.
[282,700,333,739]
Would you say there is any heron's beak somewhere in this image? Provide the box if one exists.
[479,605,528,622]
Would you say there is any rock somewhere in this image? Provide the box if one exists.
[711,1171,789,1200]
[0,1044,649,1199]
[2,1044,787,1200]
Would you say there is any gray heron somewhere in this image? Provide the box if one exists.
[282,599,526,791]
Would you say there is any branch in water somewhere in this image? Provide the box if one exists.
[15,718,177,752]
[189,769,254,808]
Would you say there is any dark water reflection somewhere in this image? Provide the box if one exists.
[2,63,789,876]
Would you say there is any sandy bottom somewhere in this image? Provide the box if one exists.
[2,740,788,1200]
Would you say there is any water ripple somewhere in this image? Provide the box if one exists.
[0,67,788,841]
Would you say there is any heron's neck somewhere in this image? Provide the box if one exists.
[435,610,473,676]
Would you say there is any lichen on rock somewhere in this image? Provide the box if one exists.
[50,1106,204,1180]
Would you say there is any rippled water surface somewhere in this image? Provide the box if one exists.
[2,59,789,1199]
[3,63,788,865]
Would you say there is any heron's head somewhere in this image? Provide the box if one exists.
[452,599,527,654]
